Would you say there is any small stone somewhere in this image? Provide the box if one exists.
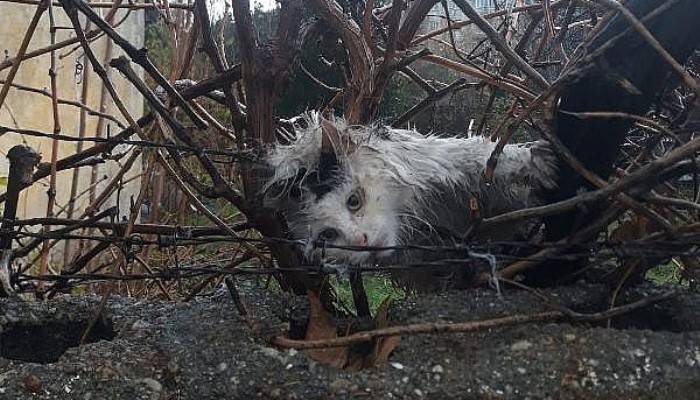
[510,340,533,351]
[131,319,151,330]
[431,364,444,374]
[97,366,118,380]
[329,378,351,393]
[390,362,405,370]
[260,347,282,360]
[270,388,282,397]
[414,388,424,397]
[217,362,228,372]
[564,334,577,342]
[516,367,527,375]
[138,378,162,393]
[23,375,41,394]
[505,384,514,395]
[167,360,180,374]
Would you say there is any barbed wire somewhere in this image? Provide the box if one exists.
[9,225,698,275]
[13,240,697,291]
[10,227,699,255]
[0,125,263,162]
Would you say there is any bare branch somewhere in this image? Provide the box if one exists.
[0,0,49,108]
[452,0,550,90]
[310,0,374,122]
[60,0,208,129]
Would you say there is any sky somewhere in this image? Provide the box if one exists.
[251,0,277,11]
[210,0,277,19]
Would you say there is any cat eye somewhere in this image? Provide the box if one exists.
[346,190,363,212]
[318,228,339,242]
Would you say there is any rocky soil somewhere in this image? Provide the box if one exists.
[0,280,699,400]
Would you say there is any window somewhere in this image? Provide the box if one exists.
[472,0,491,11]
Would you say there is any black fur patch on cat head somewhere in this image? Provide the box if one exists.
[290,150,344,199]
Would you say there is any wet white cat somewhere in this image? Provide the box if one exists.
[263,112,558,282]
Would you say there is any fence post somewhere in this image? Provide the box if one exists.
[0,145,41,297]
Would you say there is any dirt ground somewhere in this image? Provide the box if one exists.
[0,279,699,400]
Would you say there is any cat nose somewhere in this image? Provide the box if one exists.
[356,233,368,246]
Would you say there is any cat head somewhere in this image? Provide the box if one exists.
[263,112,402,264]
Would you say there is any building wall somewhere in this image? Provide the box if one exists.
[0,4,145,263]
[418,0,531,50]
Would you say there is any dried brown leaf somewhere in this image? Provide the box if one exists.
[373,334,401,364]
[611,214,649,242]
[365,296,401,367]
[304,290,348,369]
[374,295,392,328]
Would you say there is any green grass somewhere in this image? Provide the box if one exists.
[249,272,405,318]
[253,273,405,317]
[646,261,684,285]
[330,275,406,316]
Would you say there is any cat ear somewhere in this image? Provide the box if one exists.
[320,116,357,157]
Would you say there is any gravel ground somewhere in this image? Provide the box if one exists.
[0,280,699,400]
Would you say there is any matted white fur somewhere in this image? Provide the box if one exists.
[263,111,559,275]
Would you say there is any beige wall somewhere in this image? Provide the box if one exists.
[0,4,145,263]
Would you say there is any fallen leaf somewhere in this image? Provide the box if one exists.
[362,296,401,368]
[372,297,401,365]
[373,335,401,365]
[611,214,649,242]
[303,290,348,368]
[374,296,392,328]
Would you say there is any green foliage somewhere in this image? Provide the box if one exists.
[221,3,281,64]
[276,39,345,118]
[377,75,418,123]
[143,14,181,117]
[331,275,406,316]
[646,262,685,286]
[144,16,172,81]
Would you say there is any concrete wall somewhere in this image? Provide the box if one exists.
[0,3,145,264]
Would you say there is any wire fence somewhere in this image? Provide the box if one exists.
[0,0,699,309]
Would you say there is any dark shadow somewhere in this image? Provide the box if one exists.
[0,316,117,364]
